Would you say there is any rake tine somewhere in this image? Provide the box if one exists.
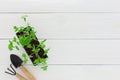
[5,71,15,76]
[5,64,16,76]
[10,64,16,75]
[7,68,15,74]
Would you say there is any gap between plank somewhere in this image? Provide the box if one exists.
[0,12,120,14]
[2,38,120,40]
[25,64,120,66]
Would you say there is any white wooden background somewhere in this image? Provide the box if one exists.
[1,0,120,80]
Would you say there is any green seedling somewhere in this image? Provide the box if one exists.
[8,15,49,70]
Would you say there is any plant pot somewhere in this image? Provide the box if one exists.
[16,27,48,65]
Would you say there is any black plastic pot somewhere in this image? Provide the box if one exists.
[16,27,48,65]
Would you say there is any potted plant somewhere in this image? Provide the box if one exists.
[8,15,49,70]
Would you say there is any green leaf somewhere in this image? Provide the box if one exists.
[39,39,47,48]
[23,60,28,64]
[41,58,47,64]
[13,37,17,42]
[30,29,35,34]
[21,15,28,22]
[30,29,36,40]
[18,27,24,32]
[19,36,31,47]
[34,51,39,57]
[33,59,40,65]
[19,36,26,46]
[32,45,36,52]
[26,26,31,32]
[22,53,27,58]
[13,26,19,32]
[40,39,46,44]
[27,44,32,48]
[24,36,31,45]
[39,43,46,49]
[32,46,41,57]
[29,55,33,58]
[16,41,20,45]
[8,40,14,51]
[15,46,19,50]
[44,48,50,54]
[41,66,48,70]
[22,53,28,64]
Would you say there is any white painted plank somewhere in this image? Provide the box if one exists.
[1,65,120,80]
[1,40,120,65]
[0,0,120,12]
[1,14,120,39]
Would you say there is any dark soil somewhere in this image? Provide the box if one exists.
[16,27,48,65]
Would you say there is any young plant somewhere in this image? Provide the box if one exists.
[8,15,50,70]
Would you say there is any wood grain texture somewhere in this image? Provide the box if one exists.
[2,65,120,80]
[1,0,120,80]
[0,0,120,12]
[1,40,120,65]
[1,14,120,39]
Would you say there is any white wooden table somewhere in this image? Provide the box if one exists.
[1,0,120,80]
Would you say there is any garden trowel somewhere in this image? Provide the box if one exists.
[10,54,36,80]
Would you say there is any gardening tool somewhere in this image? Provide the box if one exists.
[5,64,26,80]
[10,54,36,80]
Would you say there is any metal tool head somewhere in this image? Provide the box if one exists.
[5,64,16,76]
[10,54,23,68]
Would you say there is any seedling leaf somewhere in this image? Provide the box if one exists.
[29,55,33,58]
[15,46,19,50]
[41,66,48,70]
[34,59,40,65]
[21,15,28,22]
[44,48,50,54]
[22,53,27,57]
[13,37,17,42]
[17,41,20,45]
[8,41,14,51]
[13,26,19,32]
[22,53,28,64]
[40,39,46,44]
